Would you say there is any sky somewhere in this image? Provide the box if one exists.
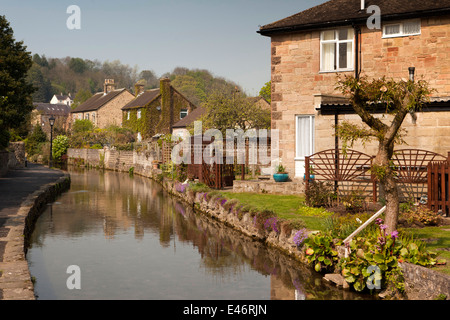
[0,0,327,96]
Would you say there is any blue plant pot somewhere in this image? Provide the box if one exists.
[273,173,289,182]
[303,174,315,181]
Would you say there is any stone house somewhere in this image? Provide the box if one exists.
[71,79,134,129]
[258,0,450,178]
[32,102,72,136]
[122,78,196,141]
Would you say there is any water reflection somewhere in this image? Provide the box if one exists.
[26,168,376,300]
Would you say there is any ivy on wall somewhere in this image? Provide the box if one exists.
[122,81,196,140]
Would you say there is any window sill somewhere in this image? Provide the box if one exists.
[382,33,421,39]
[319,69,354,74]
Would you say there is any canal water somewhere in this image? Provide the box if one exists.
[26,168,375,300]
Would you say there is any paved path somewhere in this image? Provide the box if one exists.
[0,163,67,300]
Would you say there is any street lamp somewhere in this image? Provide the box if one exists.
[49,115,55,168]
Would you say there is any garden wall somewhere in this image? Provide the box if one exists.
[233,179,305,195]
[67,148,157,176]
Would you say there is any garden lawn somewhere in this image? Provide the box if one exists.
[220,192,333,231]
[401,226,450,275]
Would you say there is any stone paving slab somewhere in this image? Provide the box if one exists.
[0,163,69,300]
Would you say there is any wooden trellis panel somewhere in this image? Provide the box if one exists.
[393,149,446,201]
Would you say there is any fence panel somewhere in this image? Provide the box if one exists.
[427,153,450,216]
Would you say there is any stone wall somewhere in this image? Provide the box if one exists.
[270,15,450,177]
[400,262,450,300]
[233,179,305,195]
[67,147,157,177]
[8,142,26,169]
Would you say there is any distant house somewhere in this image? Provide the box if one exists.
[248,96,270,111]
[50,94,73,106]
[258,0,450,178]
[32,102,72,136]
[71,79,134,129]
[122,78,196,141]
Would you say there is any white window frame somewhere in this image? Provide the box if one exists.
[180,109,188,119]
[320,28,354,73]
[382,19,421,38]
[127,111,130,120]
[137,109,141,119]
[295,115,315,160]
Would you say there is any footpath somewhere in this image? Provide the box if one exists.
[0,163,70,300]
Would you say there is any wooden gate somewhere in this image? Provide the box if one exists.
[427,153,450,216]
[186,136,234,189]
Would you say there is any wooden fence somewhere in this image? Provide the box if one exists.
[427,152,450,216]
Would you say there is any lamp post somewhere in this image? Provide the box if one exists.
[49,115,55,168]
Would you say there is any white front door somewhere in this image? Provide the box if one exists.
[295,115,315,178]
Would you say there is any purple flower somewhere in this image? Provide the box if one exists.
[264,217,280,233]
[293,229,308,246]
[391,230,399,239]
[380,224,388,230]
[221,199,227,206]
[375,218,384,225]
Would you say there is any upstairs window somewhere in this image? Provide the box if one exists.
[137,109,142,119]
[127,111,130,120]
[180,109,188,119]
[383,19,421,38]
[320,28,354,72]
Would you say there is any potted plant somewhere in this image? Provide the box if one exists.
[303,165,315,181]
[273,164,289,182]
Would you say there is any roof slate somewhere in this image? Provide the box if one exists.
[259,0,450,35]
[71,89,128,113]
[122,89,160,110]
[33,103,71,116]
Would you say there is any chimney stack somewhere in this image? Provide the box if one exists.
[104,79,115,94]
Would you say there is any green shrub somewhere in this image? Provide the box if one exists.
[401,206,441,226]
[303,231,341,273]
[73,119,94,133]
[52,135,69,161]
[305,180,336,207]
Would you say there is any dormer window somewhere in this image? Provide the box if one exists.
[320,28,354,72]
[383,19,421,38]
[180,109,188,119]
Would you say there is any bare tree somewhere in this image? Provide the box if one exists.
[335,74,433,233]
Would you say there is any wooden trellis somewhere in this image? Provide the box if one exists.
[305,148,446,204]
[305,149,376,202]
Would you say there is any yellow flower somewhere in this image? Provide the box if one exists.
[306,248,314,255]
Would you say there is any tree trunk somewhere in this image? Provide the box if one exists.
[375,144,399,234]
